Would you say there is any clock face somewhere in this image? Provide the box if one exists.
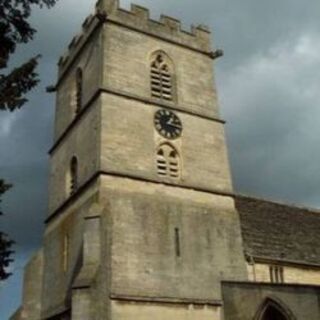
[154,109,182,139]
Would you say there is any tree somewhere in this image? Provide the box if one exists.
[0,0,58,280]
[0,180,14,280]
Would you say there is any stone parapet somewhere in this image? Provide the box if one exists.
[98,0,211,51]
[58,0,212,79]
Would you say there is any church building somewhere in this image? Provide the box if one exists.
[10,0,320,319]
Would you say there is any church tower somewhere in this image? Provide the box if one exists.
[41,0,247,319]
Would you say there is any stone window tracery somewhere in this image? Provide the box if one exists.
[156,143,180,179]
[150,52,174,101]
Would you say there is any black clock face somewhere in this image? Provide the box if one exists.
[154,109,182,139]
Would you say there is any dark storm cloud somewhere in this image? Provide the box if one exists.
[1,0,320,317]
[147,0,320,206]
[220,34,320,205]
[0,0,93,252]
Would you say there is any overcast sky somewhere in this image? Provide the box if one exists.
[1,0,320,317]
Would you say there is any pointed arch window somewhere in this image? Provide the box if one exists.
[255,297,296,320]
[75,68,83,115]
[262,306,288,320]
[150,52,174,101]
[66,156,78,196]
[156,144,180,179]
[70,156,78,194]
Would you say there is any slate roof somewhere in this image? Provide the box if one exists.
[235,195,320,266]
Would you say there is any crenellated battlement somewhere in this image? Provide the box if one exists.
[102,1,212,48]
[96,0,211,39]
[57,0,213,79]
[58,12,100,72]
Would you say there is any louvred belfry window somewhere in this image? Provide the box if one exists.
[66,156,79,197]
[156,144,180,179]
[151,54,173,101]
[75,68,83,115]
[70,156,78,194]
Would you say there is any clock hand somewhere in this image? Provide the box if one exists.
[166,123,182,129]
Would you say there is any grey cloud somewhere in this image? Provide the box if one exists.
[1,162,47,248]
[220,33,320,206]
[1,0,319,261]
[0,0,319,258]
[1,0,320,317]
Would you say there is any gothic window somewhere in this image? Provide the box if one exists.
[75,68,83,115]
[66,156,78,196]
[261,306,288,320]
[254,297,295,320]
[150,52,174,101]
[70,156,78,194]
[156,144,180,179]
[269,265,284,283]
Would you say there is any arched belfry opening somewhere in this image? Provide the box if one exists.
[66,156,79,196]
[75,67,83,115]
[156,143,180,179]
[255,298,296,320]
[150,51,175,101]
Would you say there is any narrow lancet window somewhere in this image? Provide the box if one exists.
[175,228,181,257]
[70,156,78,194]
[75,68,83,115]
[66,156,79,196]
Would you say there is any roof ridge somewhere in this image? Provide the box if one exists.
[235,192,320,215]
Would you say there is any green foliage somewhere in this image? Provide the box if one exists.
[0,180,14,280]
[0,233,15,280]
[0,56,40,110]
[0,0,58,111]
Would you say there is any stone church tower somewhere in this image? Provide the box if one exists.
[11,1,320,319]
[42,0,248,318]
[12,0,249,319]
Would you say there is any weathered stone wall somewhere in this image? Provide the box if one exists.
[100,93,232,194]
[54,29,102,141]
[41,185,99,319]
[110,300,221,320]
[16,251,43,320]
[100,175,247,302]
[247,262,320,285]
[102,23,219,119]
[48,98,101,214]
